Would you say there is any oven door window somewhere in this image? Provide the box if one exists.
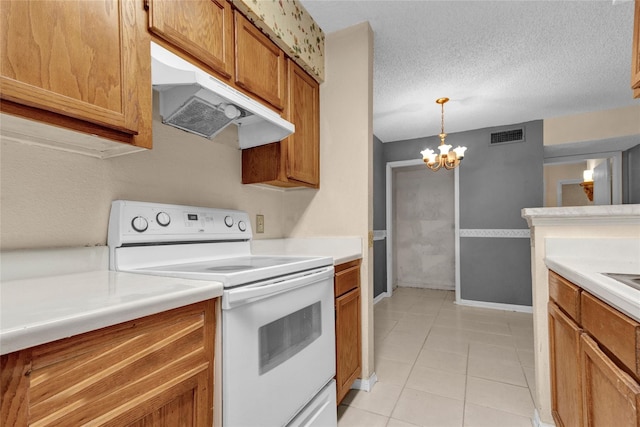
[259,301,322,375]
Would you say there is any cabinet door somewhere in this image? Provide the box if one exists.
[1,301,215,426]
[284,60,320,187]
[548,301,584,427]
[234,11,285,110]
[335,287,361,404]
[0,0,146,137]
[147,0,234,79]
[581,333,640,427]
[632,0,640,97]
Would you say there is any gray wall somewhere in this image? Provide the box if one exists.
[458,121,543,306]
[379,120,544,307]
[373,135,387,297]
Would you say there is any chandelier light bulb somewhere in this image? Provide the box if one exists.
[453,146,467,158]
[438,144,452,155]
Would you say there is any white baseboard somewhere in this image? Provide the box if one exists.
[373,292,389,305]
[533,409,556,427]
[351,372,378,392]
[456,298,533,313]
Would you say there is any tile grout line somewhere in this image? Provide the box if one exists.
[366,289,536,427]
[383,290,446,425]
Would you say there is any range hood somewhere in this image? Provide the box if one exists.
[151,42,294,149]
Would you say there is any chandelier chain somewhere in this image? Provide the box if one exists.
[441,101,445,136]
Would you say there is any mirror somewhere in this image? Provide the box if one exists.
[544,158,613,207]
[543,136,639,207]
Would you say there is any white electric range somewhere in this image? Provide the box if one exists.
[108,200,337,427]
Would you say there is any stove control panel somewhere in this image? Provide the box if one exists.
[108,200,252,247]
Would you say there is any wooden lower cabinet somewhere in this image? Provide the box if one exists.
[548,270,640,427]
[334,259,362,404]
[1,300,216,426]
[549,301,583,427]
[581,334,640,426]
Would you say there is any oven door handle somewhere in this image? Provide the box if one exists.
[223,267,334,309]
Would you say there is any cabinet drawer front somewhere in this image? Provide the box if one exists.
[549,271,581,322]
[335,261,361,297]
[580,333,640,426]
[581,291,640,380]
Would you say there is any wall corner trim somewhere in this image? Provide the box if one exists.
[351,372,378,393]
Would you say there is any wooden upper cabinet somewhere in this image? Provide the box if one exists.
[147,0,234,80]
[285,59,320,186]
[632,0,640,98]
[0,0,151,147]
[234,11,285,111]
[241,59,320,188]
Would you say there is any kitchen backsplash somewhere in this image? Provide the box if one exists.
[0,114,287,250]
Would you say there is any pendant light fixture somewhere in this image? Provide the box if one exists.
[420,97,467,171]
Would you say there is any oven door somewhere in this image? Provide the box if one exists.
[222,266,336,427]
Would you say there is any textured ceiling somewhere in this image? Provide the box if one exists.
[299,0,639,143]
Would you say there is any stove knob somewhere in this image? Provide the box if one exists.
[131,216,148,232]
[238,220,247,232]
[224,215,234,227]
[156,212,171,227]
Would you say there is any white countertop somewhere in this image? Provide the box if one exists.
[0,238,362,355]
[251,237,363,265]
[545,238,640,322]
[0,247,223,355]
[522,204,640,226]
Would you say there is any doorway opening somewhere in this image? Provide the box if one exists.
[385,159,460,303]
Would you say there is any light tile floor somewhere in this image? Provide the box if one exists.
[338,288,536,427]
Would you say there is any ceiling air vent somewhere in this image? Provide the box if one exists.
[490,128,525,145]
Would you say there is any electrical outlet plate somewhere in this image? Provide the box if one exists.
[256,214,265,233]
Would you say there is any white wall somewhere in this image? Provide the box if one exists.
[284,22,375,380]
[0,104,286,250]
[543,104,640,145]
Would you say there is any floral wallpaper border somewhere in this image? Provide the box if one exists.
[232,0,325,82]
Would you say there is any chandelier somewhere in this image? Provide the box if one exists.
[420,97,467,171]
